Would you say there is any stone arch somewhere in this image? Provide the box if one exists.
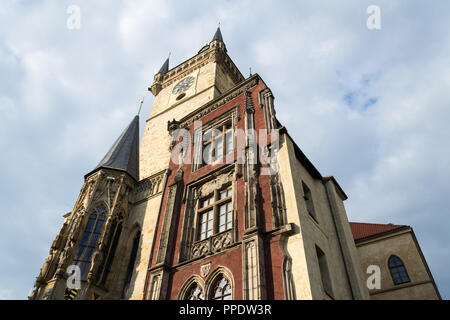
[205,266,234,300]
[177,275,205,300]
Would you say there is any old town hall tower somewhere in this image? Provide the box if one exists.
[30,27,372,300]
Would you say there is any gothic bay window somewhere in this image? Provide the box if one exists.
[72,205,107,280]
[201,121,234,166]
[197,185,233,241]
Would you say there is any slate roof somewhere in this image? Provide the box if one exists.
[86,115,139,181]
[158,57,169,74]
[212,27,223,42]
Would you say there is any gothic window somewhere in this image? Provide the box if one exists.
[99,213,124,286]
[186,283,205,300]
[388,255,410,285]
[72,205,107,280]
[302,181,317,222]
[122,231,141,297]
[316,245,333,298]
[211,275,232,300]
[196,185,233,241]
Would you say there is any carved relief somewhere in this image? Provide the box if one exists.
[134,171,164,203]
[270,173,287,228]
[199,172,233,198]
[200,262,211,278]
[191,240,210,259]
[55,240,75,277]
[87,242,104,284]
[211,231,233,252]
[191,230,233,259]
[36,249,58,284]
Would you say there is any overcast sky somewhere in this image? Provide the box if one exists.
[1,0,449,299]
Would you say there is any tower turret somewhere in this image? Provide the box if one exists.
[31,116,140,300]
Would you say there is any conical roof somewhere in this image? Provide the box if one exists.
[86,116,139,181]
[212,27,223,42]
[158,57,169,74]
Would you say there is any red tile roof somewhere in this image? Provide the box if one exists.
[349,222,408,241]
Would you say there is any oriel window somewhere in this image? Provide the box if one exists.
[197,185,233,241]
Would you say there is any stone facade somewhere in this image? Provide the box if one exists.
[30,28,438,300]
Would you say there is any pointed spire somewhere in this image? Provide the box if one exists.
[86,116,140,181]
[212,26,223,42]
[158,56,169,74]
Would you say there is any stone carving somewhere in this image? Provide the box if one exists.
[134,171,164,203]
[270,173,287,228]
[191,230,233,259]
[212,231,233,252]
[56,240,75,277]
[70,214,84,243]
[51,222,68,252]
[191,240,210,259]
[200,262,211,278]
[245,91,255,113]
[36,249,57,284]
[199,172,233,198]
[87,242,104,284]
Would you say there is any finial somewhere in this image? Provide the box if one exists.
[138,96,144,115]
[249,67,252,77]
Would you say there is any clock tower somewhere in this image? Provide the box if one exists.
[123,27,245,299]
[141,27,244,179]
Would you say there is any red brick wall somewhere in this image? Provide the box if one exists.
[146,77,287,300]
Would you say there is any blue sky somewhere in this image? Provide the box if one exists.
[0,0,449,299]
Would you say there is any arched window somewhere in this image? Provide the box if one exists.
[99,213,124,286]
[122,230,141,298]
[211,275,232,300]
[72,205,107,280]
[187,283,205,300]
[388,255,410,285]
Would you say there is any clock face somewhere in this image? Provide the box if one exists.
[172,76,195,95]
